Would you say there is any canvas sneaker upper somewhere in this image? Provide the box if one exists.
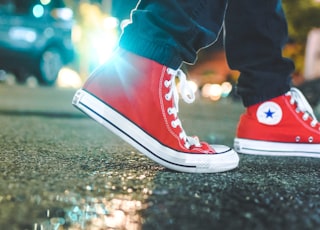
[234,87,320,156]
[73,49,239,173]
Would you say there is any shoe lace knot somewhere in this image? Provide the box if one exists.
[288,87,319,128]
[165,68,201,149]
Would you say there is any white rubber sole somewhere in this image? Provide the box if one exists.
[234,138,320,157]
[72,89,239,173]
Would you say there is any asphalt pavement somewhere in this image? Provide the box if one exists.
[0,84,320,230]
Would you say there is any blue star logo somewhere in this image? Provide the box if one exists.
[257,102,282,125]
[265,109,275,118]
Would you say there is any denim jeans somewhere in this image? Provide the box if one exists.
[119,0,294,106]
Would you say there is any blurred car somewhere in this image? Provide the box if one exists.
[0,0,74,85]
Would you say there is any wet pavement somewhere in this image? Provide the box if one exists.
[0,84,320,230]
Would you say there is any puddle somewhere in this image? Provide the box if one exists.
[33,195,146,230]
[0,168,156,230]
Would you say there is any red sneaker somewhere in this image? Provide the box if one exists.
[234,87,320,157]
[72,49,239,173]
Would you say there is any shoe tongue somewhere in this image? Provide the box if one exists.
[189,141,216,153]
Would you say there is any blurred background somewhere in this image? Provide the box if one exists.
[0,0,320,105]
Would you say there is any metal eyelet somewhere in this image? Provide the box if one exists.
[171,121,177,128]
[302,114,308,121]
[164,80,170,88]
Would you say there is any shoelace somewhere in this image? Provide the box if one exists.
[165,68,201,149]
[288,87,319,128]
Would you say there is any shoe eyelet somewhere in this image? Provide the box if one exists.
[164,80,170,88]
[309,136,314,143]
[302,114,308,121]
[295,136,300,142]
[171,121,177,128]
[165,93,170,101]
[167,108,172,115]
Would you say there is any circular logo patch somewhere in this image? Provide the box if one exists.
[256,101,282,125]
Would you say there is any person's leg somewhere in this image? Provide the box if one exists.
[73,0,239,173]
[224,0,294,107]
[120,0,227,69]
[226,0,320,156]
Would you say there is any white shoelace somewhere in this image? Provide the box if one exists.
[288,87,319,127]
[165,68,201,149]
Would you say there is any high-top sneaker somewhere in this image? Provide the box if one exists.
[234,87,320,157]
[72,49,239,173]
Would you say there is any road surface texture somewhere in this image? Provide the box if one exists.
[0,84,319,230]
